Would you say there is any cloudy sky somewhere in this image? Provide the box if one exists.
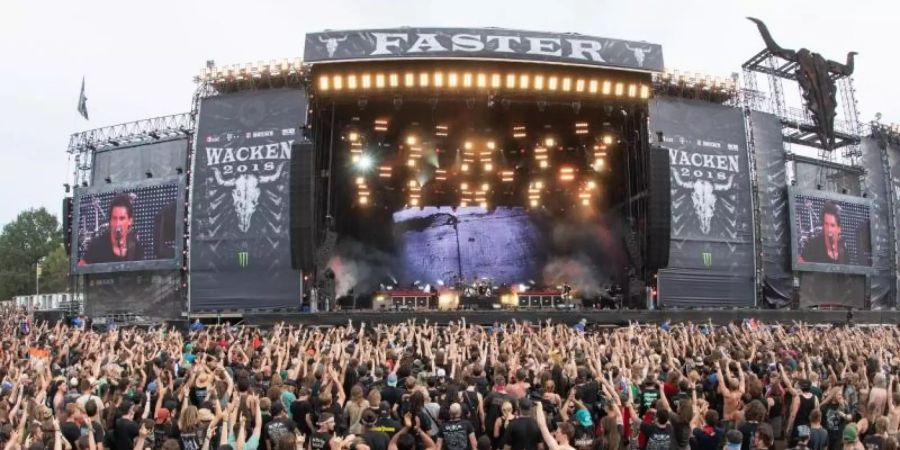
[0,0,895,226]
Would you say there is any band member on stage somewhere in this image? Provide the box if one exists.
[79,193,146,265]
[799,201,849,265]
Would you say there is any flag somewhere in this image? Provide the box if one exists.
[77,77,89,120]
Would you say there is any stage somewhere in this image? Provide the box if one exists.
[229,308,900,327]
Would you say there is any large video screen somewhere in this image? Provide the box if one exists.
[72,177,184,274]
[789,189,874,275]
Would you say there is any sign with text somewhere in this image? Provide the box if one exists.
[304,28,663,72]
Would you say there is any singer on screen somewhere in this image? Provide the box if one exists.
[799,200,849,265]
[78,193,145,265]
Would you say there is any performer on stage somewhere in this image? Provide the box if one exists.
[79,194,146,265]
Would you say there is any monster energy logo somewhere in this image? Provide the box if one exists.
[238,251,249,268]
[702,252,712,267]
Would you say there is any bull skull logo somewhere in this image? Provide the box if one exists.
[318,35,348,58]
[213,163,284,233]
[672,170,733,235]
[624,44,651,67]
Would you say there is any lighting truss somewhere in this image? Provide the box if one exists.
[198,58,307,94]
[652,70,738,103]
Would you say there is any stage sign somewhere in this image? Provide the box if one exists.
[304,28,663,72]
[71,177,184,274]
[788,188,874,275]
[190,89,306,311]
[650,97,754,307]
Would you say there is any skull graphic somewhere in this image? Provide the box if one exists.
[318,35,348,58]
[214,163,284,233]
[672,170,733,234]
[624,44,651,67]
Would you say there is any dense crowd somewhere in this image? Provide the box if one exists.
[2,312,900,450]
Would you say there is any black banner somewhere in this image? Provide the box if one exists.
[304,28,664,72]
[85,271,182,319]
[650,97,754,307]
[190,89,307,310]
[750,112,791,306]
[859,136,894,306]
[92,138,188,185]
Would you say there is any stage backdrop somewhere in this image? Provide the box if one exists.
[650,97,754,307]
[750,112,791,306]
[190,89,307,310]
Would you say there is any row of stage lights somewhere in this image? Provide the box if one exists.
[654,69,738,92]
[199,59,304,82]
[317,71,650,99]
[349,125,612,209]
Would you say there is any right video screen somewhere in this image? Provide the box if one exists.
[789,189,874,274]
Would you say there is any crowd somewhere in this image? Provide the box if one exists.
[2,312,899,450]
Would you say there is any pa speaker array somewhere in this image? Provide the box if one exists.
[646,146,671,270]
[290,142,317,272]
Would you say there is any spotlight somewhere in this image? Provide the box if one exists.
[145,171,153,179]
[406,135,417,145]
[602,135,614,145]
[544,137,555,147]
[356,154,374,170]
[349,132,359,142]
[63,183,70,193]
[105,176,112,184]
[81,181,88,187]
[176,167,184,175]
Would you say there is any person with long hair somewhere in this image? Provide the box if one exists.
[346,385,370,435]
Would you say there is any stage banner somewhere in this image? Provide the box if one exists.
[85,271,182,319]
[304,28,664,72]
[860,136,894,307]
[92,138,188,185]
[888,137,900,306]
[750,112,791,306]
[650,97,754,307]
[190,89,307,310]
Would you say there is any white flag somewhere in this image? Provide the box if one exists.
[77,77,89,120]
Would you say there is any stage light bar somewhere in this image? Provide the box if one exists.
[374,119,389,132]
[435,124,449,137]
[501,171,514,182]
[575,122,589,135]
[513,125,527,139]
[484,163,493,172]
[378,165,392,178]
[347,74,358,90]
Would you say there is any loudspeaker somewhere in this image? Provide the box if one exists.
[646,146,671,270]
[290,141,317,272]
[62,196,73,256]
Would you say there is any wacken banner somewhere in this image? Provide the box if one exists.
[190,89,307,310]
[650,97,755,307]
[304,28,664,72]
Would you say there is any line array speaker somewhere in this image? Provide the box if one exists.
[646,146,671,270]
[290,142,317,272]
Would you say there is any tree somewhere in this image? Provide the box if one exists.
[38,245,69,294]
[0,208,61,300]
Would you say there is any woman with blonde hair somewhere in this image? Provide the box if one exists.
[493,401,515,450]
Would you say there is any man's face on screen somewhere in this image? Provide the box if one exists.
[823,212,841,250]
[109,206,132,238]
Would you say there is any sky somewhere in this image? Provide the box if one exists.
[0,0,896,227]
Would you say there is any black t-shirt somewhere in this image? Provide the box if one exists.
[639,388,660,415]
[438,419,475,450]
[639,423,672,450]
[738,422,759,450]
[114,418,141,450]
[501,417,542,450]
[381,386,403,408]
[362,430,391,450]
[82,229,145,264]
[484,392,513,434]
[372,415,402,437]
[692,426,723,450]
[61,421,83,448]
[863,435,886,450]
[576,381,600,406]
[153,423,178,450]
[821,403,847,442]
[292,399,314,435]
[670,419,691,450]
[572,423,595,450]
[264,417,298,449]
[309,431,332,450]
[179,427,205,450]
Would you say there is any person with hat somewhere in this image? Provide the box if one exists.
[841,424,863,450]
[360,410,390,450]
[372,401,402,438]
[500,397,542,450]
[381,374,403,411]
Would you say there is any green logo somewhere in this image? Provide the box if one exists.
[702,252,712,267]
[238,251,249,268]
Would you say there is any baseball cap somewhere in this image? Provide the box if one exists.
[155,408,171,425]
[518,397,533,412]
[843,424,858,443]
[361,410,377,426]
[436,368,446,378]
[574,409,593,427]
[387,374,398,387]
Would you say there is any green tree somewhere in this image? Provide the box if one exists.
[38,245,69,293]
[0,208,61,300]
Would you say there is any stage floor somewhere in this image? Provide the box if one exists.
[231,308,900,327]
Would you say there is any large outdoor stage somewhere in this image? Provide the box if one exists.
[236,308,900,327]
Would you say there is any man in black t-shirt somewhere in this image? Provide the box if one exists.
[291,388,314,437]
[79,193,146,265]
[372,402,402,437]
[361,410,391,450]
[113,400,140,450]
[437,404,477,450]
[501,398,542,450]
[264,402,297,450]
[639,408,673,450]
